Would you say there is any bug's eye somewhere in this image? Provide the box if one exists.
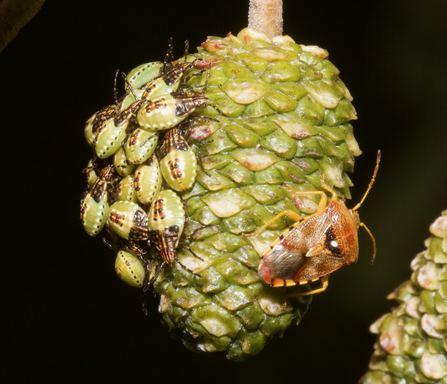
[324,227,342,256]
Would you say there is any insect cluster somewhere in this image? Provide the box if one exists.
[80,41,211,290]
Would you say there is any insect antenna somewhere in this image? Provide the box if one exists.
[121,72,139,100]
[162,37,174,74]
[361,222,377,265]
[113,69,120,106]
[352,150,381,212]
[183,40,189,62]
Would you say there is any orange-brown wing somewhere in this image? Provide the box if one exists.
[281,210,332,253]
[294,255,347,282]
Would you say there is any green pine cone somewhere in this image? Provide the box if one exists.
[360,211,447,383]
[147,27,361,361]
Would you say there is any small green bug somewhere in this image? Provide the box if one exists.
[141,60,195,101]
[124,128,159,164]
[113,147,135,177]
[126,62,162,93]
[95,100,142,159]
[148,189,186,263]
[116,175,139,203]
[115,250,146,288]
[134,155,162,205]
[137,92,210,131]
[80,165,115,237]
[83,159,98,186]
[84,104,119,147]
[159,127,198,191]
[108,201,149,241]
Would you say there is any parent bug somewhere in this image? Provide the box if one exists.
[243,151,381,296]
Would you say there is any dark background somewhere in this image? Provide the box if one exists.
[2,0,447,382]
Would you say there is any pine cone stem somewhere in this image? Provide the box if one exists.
[248,0,283,37]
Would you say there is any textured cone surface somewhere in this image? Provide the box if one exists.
[360,211,447,383]
[148,28,361,361]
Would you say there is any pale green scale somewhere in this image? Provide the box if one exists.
[117,175,139,203]
[126,62,162,90]
[80,194,109,237]
[160,146,198,192]
[95,118,128,159]
[137,95,185,130]
[115,250,146,288]
[148,190,185,232]
[108,201,149,241]
[134,157,162,205]
[124,128,159,164]
[113,147,134,177]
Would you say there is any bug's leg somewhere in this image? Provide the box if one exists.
[283,183,329,212]
[144,260,166,292]
[178,244,204,261]
[287,275,329,297]
[360,222,377,265]
[242,209,303,238]
[174,255,203,278]
[195,152,211,176]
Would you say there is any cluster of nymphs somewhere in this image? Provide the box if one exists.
[81,41,211,292]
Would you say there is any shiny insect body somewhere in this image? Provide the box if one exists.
[244,151,381,296]
[80,165,115,237]
[134,155,162,205]
[126,61,162,93]
[117,175,139,203]
[83,159,98,186]
[84,104,119,147]
[148,190,186,263]
[113,147,135,177]
[108,200,149,241]
[159,127,198,191]
[141,61,195,101]
[124,128,159,164]
[95,100,142,159]
[137,92,209,131]
[115,250,147,288]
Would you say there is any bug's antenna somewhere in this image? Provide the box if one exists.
[352,150,381,212]
[113,69,120,106]
[184,40,189,62]
[121,72,138,100]
[163,37,174,74]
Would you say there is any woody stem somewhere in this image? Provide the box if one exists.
[248,0,283,37]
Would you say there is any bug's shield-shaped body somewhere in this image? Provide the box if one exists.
[159,128,198,191]
[108,201,149,241]
[148,190,185,264]
[95,100,143,159]
[142,61,193,100]
[137,93,208,130]
[80,165,114,237]
[84,104,119,147]
[259,200,360,287]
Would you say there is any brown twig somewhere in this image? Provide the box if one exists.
[248,0,283,38]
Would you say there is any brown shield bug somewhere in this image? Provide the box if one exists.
[243,151,381,296]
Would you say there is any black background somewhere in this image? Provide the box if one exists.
[2,0,447,383]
